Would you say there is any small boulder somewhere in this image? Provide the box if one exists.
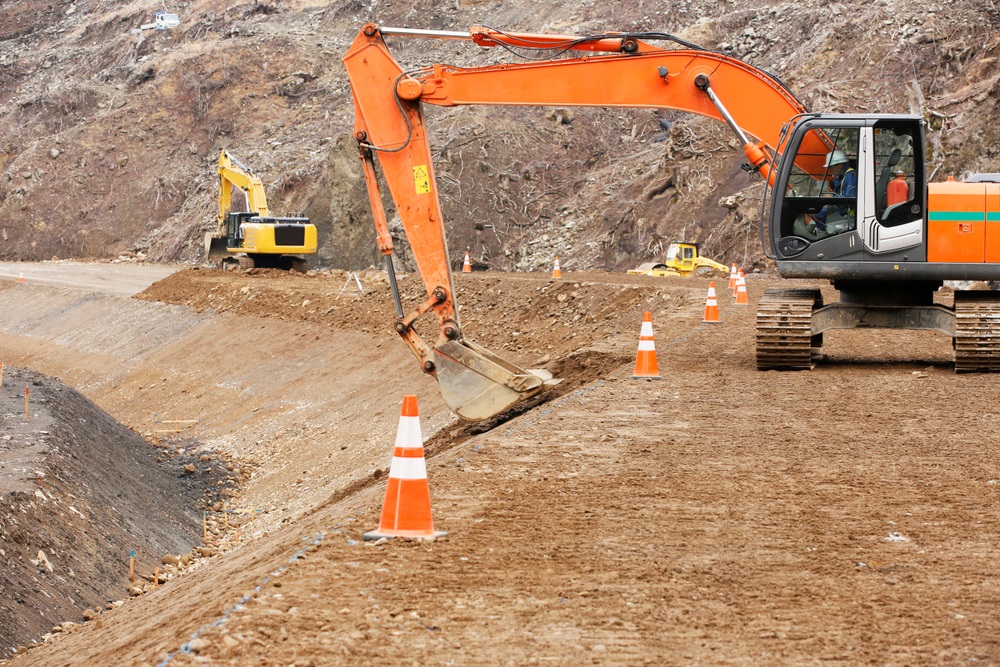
[188,637,209,653]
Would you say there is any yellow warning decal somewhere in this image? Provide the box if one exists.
[413,165,430,194]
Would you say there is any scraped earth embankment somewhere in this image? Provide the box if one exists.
[0,366,224,656]
[0,265,998,665]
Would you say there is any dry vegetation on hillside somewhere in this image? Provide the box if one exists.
[0,0,997,271]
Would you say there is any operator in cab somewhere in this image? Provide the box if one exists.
[792,149,858,240]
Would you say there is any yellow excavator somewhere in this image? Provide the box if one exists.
[205,150,318,271]
[628,242,729,277]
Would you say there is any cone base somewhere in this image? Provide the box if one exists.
[629,374,663,380]
[363,528,448,541]
[702,318,721,323]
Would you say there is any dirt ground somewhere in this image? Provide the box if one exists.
[1,264,999,665]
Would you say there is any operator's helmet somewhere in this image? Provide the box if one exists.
[824,149,849,167]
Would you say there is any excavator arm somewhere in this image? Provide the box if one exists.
[217,150,271,226]
[343,23,829,421]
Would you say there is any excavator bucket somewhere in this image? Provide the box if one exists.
[205,233,229,260]
[431,338,554,421]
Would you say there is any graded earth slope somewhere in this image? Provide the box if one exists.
[0,265,998,665]
[0,365,224,657]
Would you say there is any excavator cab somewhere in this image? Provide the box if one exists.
[768,115,926,269]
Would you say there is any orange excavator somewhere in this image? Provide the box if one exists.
[344,23,1000,421]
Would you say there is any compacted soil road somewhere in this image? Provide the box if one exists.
[0,263,998,666]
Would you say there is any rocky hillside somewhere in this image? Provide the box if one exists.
[0,0,997,272]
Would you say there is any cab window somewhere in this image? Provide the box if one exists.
[780,127,859,240]
[873,122,919,226]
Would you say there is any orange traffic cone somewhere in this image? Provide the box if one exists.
[552,256,562,279]
[703,281,721,323]
[735,274,749,305]
[728,264,738,291]
[462,251,472,273]
[732,268,743,296]
[17,272,24,284]
[630,311,662,379]
[364,395,447,541]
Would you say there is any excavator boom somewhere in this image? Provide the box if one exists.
[343,23,827,420]
[217,150,272,221]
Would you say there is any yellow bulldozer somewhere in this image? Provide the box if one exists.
[628,242,729,278]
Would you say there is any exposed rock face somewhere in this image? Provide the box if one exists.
[0,1,997,271]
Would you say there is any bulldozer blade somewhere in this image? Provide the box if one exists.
[432,339,552,421]
[205,234,229,260]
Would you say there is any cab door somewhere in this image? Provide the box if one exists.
[858,119,925,256]
[678,245,696,273]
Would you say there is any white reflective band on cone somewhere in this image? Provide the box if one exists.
[394,416,422,449]
[640,321,654,337]
[388,455,428,480]
[638,339,656,351]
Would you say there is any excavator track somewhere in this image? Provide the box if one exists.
[954,291,1000,372]
[756,288,822,370]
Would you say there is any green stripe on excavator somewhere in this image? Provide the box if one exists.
[989,212,1000,221]
[928,212,984,221]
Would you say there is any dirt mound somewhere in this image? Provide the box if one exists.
[0,367,230,658]
[136,267,709,377]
